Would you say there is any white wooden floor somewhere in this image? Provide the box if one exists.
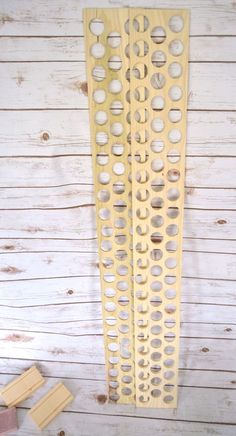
[0,0,236,434]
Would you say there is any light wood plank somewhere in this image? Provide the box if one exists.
[0,110,235,157]
[0,251,235,281]
[0,156,235,188]
[1,36,236,61]
[1,62,236,109]
[0,0,236,36]
[1,408,235,436]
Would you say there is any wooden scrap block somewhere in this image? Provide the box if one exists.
[0,366,44,407]
[28,383,74,430]
[0,407,18,435]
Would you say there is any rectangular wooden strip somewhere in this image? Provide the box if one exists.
[0,366,44,407]
[83,8,135,404]
[28,383,73,430]
[130,8,189,408]
[0,408,18,434]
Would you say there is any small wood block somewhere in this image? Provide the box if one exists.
[0,408,18,435]
[0,366,44,407]
[28,383,74,430]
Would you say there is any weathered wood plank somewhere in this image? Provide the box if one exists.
[0,237,236,255]
[0,250,235,281]
[1,110,235,157]
[0,357,235,390]
[1,0,236,36]
[1,36,236,61]
[0,185,235,210]
[0,156,235,188]
[0,329,235,372]
[0,206,234,240]
[0,300,235,335]
[2,408,235,436]
[1,62,236,109]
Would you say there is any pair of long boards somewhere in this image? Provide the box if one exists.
[84,8,189,408]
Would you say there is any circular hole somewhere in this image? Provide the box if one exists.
[105,287,116,298]
[104,273,115,283]
[151,177,164,192]
[151,139,164,153]
[119,324,129,334]
[93,89,106,104]
[167,189,180,202]
[166,224,179,236]
[169,39,184,56]
[151,232,163,244]
[97,189,110,202]
[135,149,149,163]
[122,375,132,384]
[166,240,178,252]
[106,317,117,326]
[150,297,162,308]
[98,172,110,185]
[112,143,124,156]
[165,318,176,328]
[109,368,118,377]
[101,226,113,237]
[110,100,123,116]
[165,304,176,315]
[164,332,176,342]
[151,73,165,89]
[115,250,127,261]
[105,301,116,312]
[90,42,105,59]
[151,158,164,172]
[151,26,166,44]
[95,110,108,125]
[169,109,182,123]
[164,395,174,403]
[151,377,161,387]
[92,65,106,82]
[134,86,149,102]
[164,346,175,355]
[117,281,129,291]
[115,234,126,245]
[151,265,162,277]
[164,384,175,392]
[108,55,122,71]
[164,275,176,285]
[151,197,164,209]
[133,63,148,79]
[150,280,162,292]
[167,168,180,182]
[151,118,164,133]
[115,217,126,228]
[151,215,164,228]
[109,79,122,94]
[118,310,129,320]
[111,122,124,137]
[109,380,119,388]
[95,131,108,146]
[169,85,182,101]
[107,31,121,48]
[134,40,149,57]
[113,199,126,212]
[151,311,162,322]
[136,170,149,184]
[135,130,149,144]
[168,62,182,78]
[167,149,180,163]
[135,108,149,123]
[89,18,104,36]
[151,326,162,336]
[151,351,162,361]
[118,295,129,306]
[150,249,163,261]
[135,241,148,253]
[169,128,182,144]
[164,370,175,380]
[151,389,161,398]
[167,207,180,219]
[150,365,161,374]
[117,265,128,276]
[113,162,125,176]
[136,224,149,236]
[133,15,149,32]
[165,257,177,269]
[165,288,177,300]
[151,50,166,68]
[108,342,118,352]
[151,96,165,111]
[136,189,149,202]
[169,15,184,33]
[113,181,125,194]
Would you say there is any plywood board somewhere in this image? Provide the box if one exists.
[84,7,189,408]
